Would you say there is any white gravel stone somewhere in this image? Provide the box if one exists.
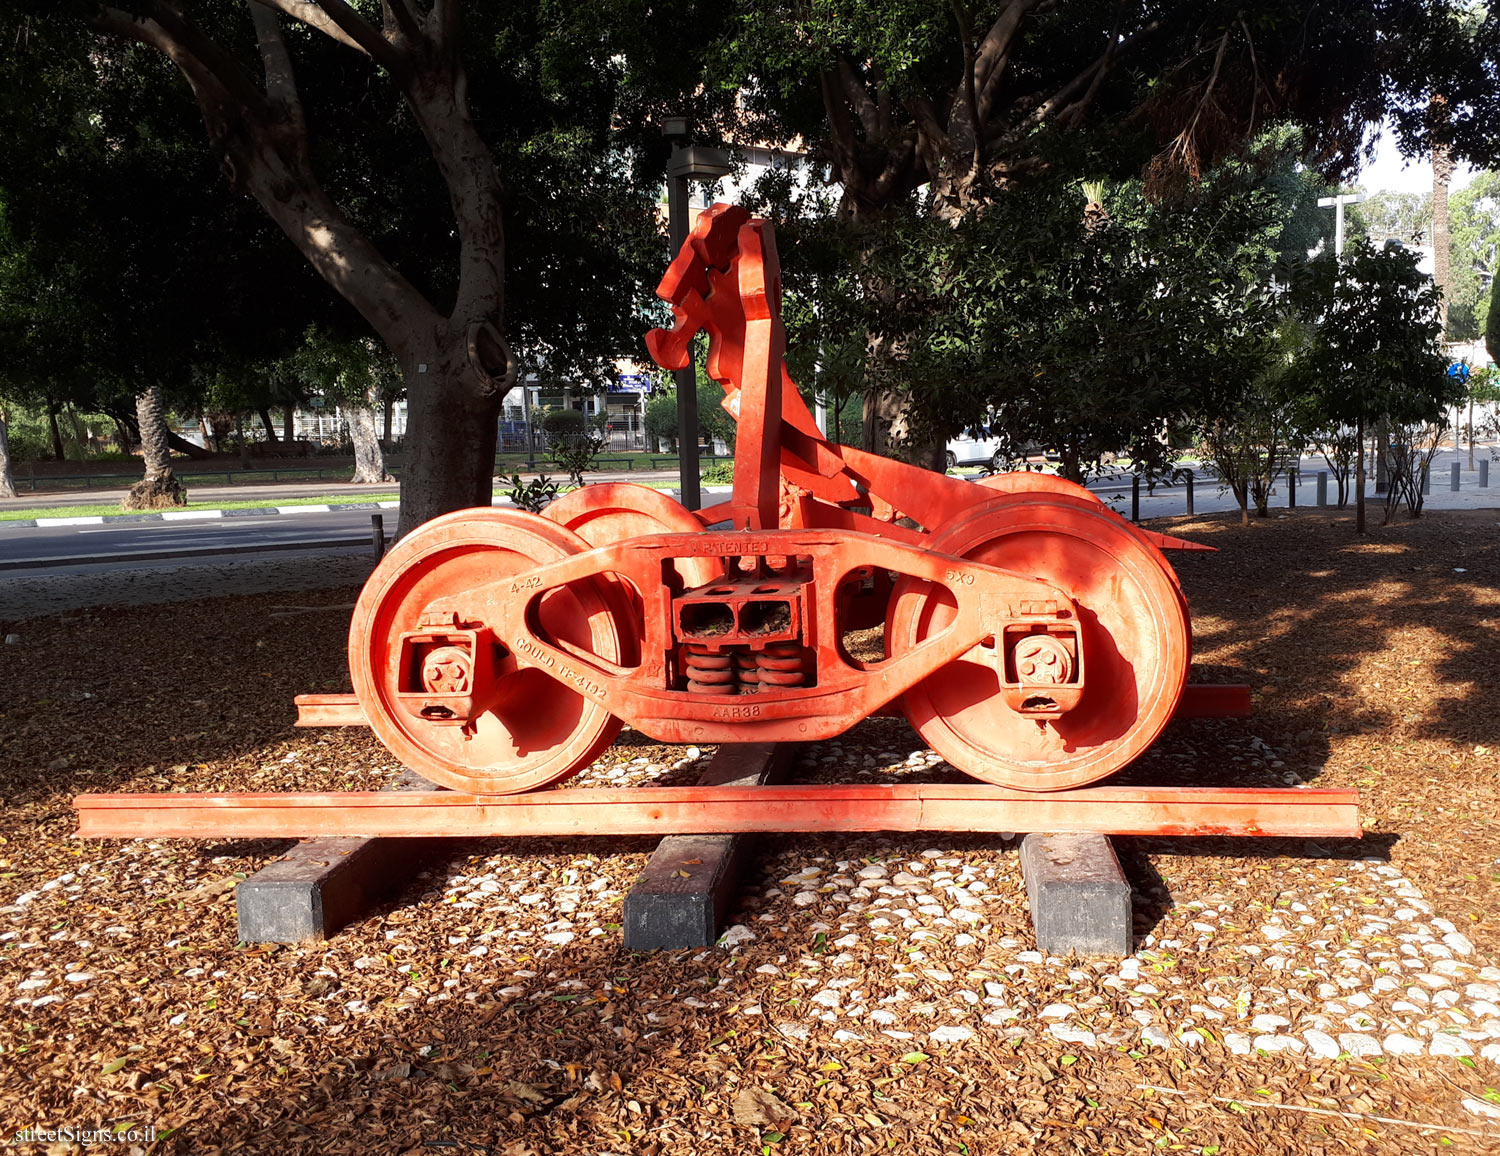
[1383,1033,1424,1055]
[1225,1033,1253,1055]
[1444,932,1475,956]
[1039,1003,1075,1020]
[1303,1030,1340,1058]
[718,925,756,947]
[1430,1034,1474,1057]
[1250,1013,1291,1033]
[1462,1098,1500,1120]
[541,932,574,946]
[1139,1027,1172,1049]
[1338,1033,1381,1057]
[929,1025,974,1044]
[1049,1026,1097,1046]
[856,865,888,880]
[1254,1034,1304,1054]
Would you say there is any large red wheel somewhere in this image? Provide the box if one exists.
[978,471,1105,507]
[542,483,720,587]
[889,494,1189,791]
[349,508,630,794]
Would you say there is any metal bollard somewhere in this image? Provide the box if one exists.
[1288,468,1297,509]
[1482,459,1490,488]
[1131,475,1140,522]
[1316,470,1328,507]
[1184,470,1194,516]
[1451,461,1461,491]
[371,513,386,560]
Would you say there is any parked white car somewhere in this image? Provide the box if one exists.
[945,429,1007,469]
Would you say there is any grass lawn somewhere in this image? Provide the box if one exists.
[0,492,399,522]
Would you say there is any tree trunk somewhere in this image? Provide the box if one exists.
[1355,413,1366,535]
[1433,99,1454,339]
[348,399,391,484]
[167,429,213,459]
[89,3,510,533]
[0,415,16,499]
[383,397,395,447]
[283,404,295,444]
[259,407,279,443]
[112,415,135,454]
[401,360,503,525]
[47,401,65,461]
[124,384,186,509]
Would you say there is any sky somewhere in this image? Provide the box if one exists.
[1356,123,1478,196]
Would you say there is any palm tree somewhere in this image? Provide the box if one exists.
[123,384,186,509]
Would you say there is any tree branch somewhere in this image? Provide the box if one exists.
[836,55,881,138]
[973,0,1042,124]
[382,0,423,47]
[950,0,981,173]
[310,0,405,74]
[250,0,366,55]
[989,19,1160,160]
[249,2,307,143]
[433,0,459,55]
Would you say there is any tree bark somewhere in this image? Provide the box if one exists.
[347,398,390,483]
[401,359,503,520]
[1355,413,1366,535]
[0,415,16,499]
[125,384,186,509]
[1432,98,1454,339]
[47,401,65,461]
[258,406,279,443]
[167,429,213,459]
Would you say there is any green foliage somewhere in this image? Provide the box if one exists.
[644,391,679,450]
[505,473,561,513]
[1439,170,1500,340]
[639,373,737,455]
[1199,317,1307,521]
[1487,269,1500,366]
[701,459,735,485]
[1287,239,1459,520]
[541,410,608,487]
[1470,365,1500,405]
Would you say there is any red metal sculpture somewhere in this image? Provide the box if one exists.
[74,204,1359,842]
[309,204,1222,793]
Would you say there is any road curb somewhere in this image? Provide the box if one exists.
[11,500,400,531]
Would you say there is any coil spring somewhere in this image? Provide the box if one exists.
[683,645,735,695]
[756,642,807,688]
[734,652,760,693]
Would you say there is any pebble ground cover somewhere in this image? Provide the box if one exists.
[1,508,1499,1153]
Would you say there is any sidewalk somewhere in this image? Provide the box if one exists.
[0,467,680,512]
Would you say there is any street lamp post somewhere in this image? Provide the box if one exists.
[663,117,732,511]
[1317,192,1366,258]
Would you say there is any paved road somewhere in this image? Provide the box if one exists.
[0,506,380,570]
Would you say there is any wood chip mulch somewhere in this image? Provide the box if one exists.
[2,508,1500,1154]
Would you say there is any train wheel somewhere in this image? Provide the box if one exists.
[542,482,720,588]
[888,494,1189,791]
[977,471,1105,506]
[349,508,630,794]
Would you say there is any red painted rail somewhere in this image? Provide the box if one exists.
[75,783,1359,841]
